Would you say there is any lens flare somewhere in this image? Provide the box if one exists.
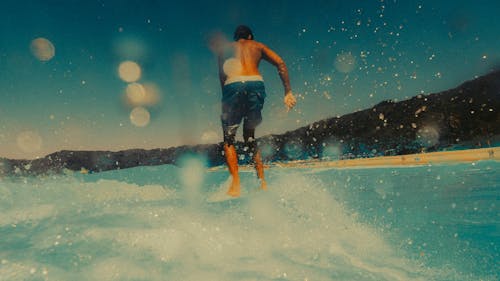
[417,125,440,147]
[114,36,148,60]
[30,38,55,61]
[259,139,278,160]
[16,131,43,153]
[129,107,150,127]
[177,154,207,208]
[322,140,342,159]
[200,130,219,144]
[284,141,304,160]
[125,83,149,107]
[222,58,242,76]
[124,82,161,107]
[207,31,231,56]
[142,83,161,105]
[178,154,206,189]
[335,52,357,73]
[125,83,146,105]
[118,61,142,83]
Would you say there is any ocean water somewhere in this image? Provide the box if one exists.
[2,1,499,280]
[0,159,498,281]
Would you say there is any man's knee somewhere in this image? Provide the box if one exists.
[224,135,235,146]
[243,129,257,156]
[223,125,239,146]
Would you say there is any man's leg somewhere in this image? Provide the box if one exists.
[223,125,241,197]
[244,82,266,190]
[253,147,267,190]
[243,128,267,190]
[224,143,241,196]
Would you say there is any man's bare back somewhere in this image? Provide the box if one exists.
[229,40,263,76]
[219,39,294,105]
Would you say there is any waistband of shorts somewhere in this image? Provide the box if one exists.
[224,75,264,85]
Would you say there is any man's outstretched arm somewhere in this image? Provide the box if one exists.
[261,44,297,110]
[261,44,291,93]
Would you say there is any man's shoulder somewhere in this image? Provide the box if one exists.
[249,40,267,50]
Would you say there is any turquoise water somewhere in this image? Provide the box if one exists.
[0,159,498,280]
[2,2,499,279]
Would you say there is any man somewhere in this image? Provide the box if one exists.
[217,25,296,197]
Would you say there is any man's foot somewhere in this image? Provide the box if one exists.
[227,178,241,197]
[259,179,267,190]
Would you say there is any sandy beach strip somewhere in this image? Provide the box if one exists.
[208,147,499,172]
[271,147,500,169]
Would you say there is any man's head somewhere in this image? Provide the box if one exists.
[233,25,254,41]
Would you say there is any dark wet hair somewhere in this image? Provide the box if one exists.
[233,25,254,41]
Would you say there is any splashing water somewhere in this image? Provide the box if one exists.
[0,160,498,280]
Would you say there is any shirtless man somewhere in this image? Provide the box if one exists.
[216,25,297,197]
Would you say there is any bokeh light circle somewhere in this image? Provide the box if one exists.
[322,142,342,160]
[114,36,148,60]
[129,107,150,127]
[125,83,147,105]
[124,82,161,107]
[201,130,219,144]
[141,83,160,106]
[16,131,43,153]
[334,52,357,73]
[222,58,242,76]
[178,154,206,189]
[118,61,142,83]
[417,125,440,147]
[30,38,55,61]
[208,31,230,55]
[283,141,304,160]
[259,140,278,160]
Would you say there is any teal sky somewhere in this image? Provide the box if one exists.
[1,0,499,159]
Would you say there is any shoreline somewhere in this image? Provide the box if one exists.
[208,147,500,171]
[270,147,500,169]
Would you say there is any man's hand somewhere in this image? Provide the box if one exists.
[284,92,297,112]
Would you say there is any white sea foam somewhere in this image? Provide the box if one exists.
[76,179,175,203]
[0,164,493,280]
[75,172,430,280]
[0,204,55,226]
